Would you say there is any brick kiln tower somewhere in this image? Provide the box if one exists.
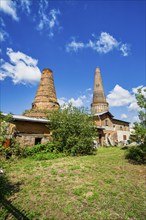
[24,68,60,118]
[91,68,108,114]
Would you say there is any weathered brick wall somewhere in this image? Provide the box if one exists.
[11,120,51,147]
[94,115,129,131]
[24,68,60,118]
[12,121,50,134]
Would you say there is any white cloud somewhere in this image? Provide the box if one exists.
[58,96,85,108]
[132,85,146,97]
[68,97,84,107]
[0,17,5,27]
[128,86,146,112]
[66,40,85,52]
[37,0,61,37]
[107,84,134,107]
[120,44,130,56]
[87,32,119,54]
[0,0,19,21]
[107,84,146,113]
[121,114,128,119]
[58,97,67,106]
[66,32,130,56]
[0,29,9,42]
[20,0,31,14]
[58,90,92,110]
[128,102,140,112]
[86,88,92,91]
[0,48,41,85]
[132,116,140,123]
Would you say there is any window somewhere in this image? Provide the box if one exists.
[105,119,108,126]
[120,126,123,130]
[35,138,42,145]
[123,135,127,140]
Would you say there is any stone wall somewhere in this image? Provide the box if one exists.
[16,134,51,147]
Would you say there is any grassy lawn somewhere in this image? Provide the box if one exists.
[0,147,145,220]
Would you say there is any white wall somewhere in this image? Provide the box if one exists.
[117,130,130,143]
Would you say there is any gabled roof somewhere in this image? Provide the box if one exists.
[93,111,114,118]
[112,118,130,124]
[92,111,130,124]
[2,113,49,123]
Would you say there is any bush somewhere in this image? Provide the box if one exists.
[47,105,97,156]
[126,144,146,164]
[0,142,59,159]
[64,137,95,156]
[17,142,58,158]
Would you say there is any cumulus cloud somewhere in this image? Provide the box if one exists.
[0,48,41,85]
[132,85,146,97]
[107,84,146,113]
[107,85,134,107]
[128,86,146,112]
[37,0,61,37]
[87,32,119,54]
[58,96,85,108]
[128,102,140,112]
[0,0,19,21]
[66,32,130,56]
[66,40,85,52]
[58,90,92,109]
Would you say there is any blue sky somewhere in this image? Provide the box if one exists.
[0,0,145,124]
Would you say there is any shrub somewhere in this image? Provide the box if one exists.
[0,142,59,159]
[18,142,57,158]
[126,144,146,164]
[47,104,97,156]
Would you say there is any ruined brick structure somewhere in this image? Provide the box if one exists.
[3,67,130,147]
[24,68,60,119]
[91,68,130,146]
[91,68,108,114]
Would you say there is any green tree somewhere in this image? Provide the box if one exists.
[127,87,146,164]
[130,88,146,144]
[47,104,97,156]
[0,112,13,146]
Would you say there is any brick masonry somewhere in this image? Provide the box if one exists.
[24,68,60,119]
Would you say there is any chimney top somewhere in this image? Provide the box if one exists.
[95,67,100,72]
[42,68,53,73]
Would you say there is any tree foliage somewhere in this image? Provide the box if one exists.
[130,88,146,144]
[47,105,97,156]
[127,87,146,164]
[0,112,13,146]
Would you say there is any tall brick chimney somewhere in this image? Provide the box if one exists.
[91,68,108,114]
[24,68,60,118]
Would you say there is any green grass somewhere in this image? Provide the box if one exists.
[0,147,146,220]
